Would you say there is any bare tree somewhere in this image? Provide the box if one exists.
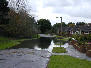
[7,0,31,12]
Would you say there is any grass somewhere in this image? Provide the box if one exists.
[32,34,40,39]
[56,35,63,38]
[48,55,91,68]
[57,37,69,41]
[52,47,66,53]
[55,43,63,45]
[0,37,31,50]
[61,37,69,41]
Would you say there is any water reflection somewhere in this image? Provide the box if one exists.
[10,37,68,52]
[11,37,52,50]
[38,37,52,49]
[46,40,55,52]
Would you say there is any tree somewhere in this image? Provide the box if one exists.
[37,19,52,33]
[0,0,38,37]
[76,22,85,26]
[0,0,9,25]
[52,23,60,34]
[5,9,38,38]
[67,22,75,27]
[52,22,67,34]
[8,0,30,13]
[61,22,67,27]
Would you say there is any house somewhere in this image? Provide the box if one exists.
[55,23,91,36]
[65,26,79,35]
[80,25,91,34]
[66,25,91,35]
[87,23,91,26]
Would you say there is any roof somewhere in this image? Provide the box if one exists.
[80,25,91,32]
[65,25,91,32]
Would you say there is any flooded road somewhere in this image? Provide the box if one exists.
[10,37,66,52]
[0,37,66,68]
[0,37,91,68]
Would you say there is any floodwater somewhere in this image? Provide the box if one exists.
[0,37,91,68]
[10,37,66,52]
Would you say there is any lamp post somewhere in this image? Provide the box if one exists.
[56,17,62,36]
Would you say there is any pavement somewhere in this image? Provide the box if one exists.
[53,43,91,61]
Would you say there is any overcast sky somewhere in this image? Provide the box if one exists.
[8,0,91,25]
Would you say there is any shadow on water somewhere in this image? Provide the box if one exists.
[38,37,52,49]
[10,37,52,49]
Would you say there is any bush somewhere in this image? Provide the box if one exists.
[68,37,72,41]
[72,34,91,45]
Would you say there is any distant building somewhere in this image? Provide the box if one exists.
[66,25,91,35]
[56,23,91,36]
[87,23,91,26]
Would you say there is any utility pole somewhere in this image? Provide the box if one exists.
[56,17,62,36]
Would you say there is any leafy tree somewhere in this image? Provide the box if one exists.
[61,22,67,27]
[52,23,60,34]
[52,22,66,34]
[5,9,38,38]
[0,0,9,25]
[67,22,75,27]
[37,19,52,33]
[76,22,86,26]
[0,0,38,38]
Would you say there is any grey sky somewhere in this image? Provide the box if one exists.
[8,0,91,25]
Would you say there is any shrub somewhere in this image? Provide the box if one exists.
[72,34,91,45]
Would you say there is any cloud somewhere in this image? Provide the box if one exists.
[8,0,91,25]
[42,0,91,18]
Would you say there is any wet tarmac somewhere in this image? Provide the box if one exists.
[0,49,51,68]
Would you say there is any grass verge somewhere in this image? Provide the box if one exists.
[61,37,69,41]
[0,37,30,50]
[52,47,66,53]
[48,55,91,68]
[57,37,69,41]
